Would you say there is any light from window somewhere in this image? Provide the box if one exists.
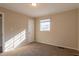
[40,19,50,31]
[4,30,26,52]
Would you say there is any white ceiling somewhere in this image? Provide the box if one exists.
[0,3,79,17]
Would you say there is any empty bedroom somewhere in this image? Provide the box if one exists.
[0,3,79,56]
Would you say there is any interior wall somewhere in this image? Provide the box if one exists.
[78,9,79,50]
[36,9,78,50]
[0,7,34,51]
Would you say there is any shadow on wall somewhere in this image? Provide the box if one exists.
[4,30,26,52]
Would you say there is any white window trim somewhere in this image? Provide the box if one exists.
[40,18,51,31]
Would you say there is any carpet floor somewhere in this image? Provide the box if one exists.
[0,42,79,56]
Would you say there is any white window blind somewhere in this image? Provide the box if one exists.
[40,19,50,31]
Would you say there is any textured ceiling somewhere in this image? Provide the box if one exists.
[0,3,79,17]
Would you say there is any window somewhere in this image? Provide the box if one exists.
[40,19,50,31]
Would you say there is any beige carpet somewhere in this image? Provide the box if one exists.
[0,42,79,56]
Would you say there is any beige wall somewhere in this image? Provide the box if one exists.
[36,9,78,50]
[0,7,34,51]
[78,9,79,50]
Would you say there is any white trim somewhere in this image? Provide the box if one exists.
[0,12,5,52]
[37,41,79,51]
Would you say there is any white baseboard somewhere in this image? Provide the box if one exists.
[37,41,79,51]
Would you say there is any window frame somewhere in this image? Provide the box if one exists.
[40,18,51,31]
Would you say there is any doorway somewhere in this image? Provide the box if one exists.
[0,13,4,53]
